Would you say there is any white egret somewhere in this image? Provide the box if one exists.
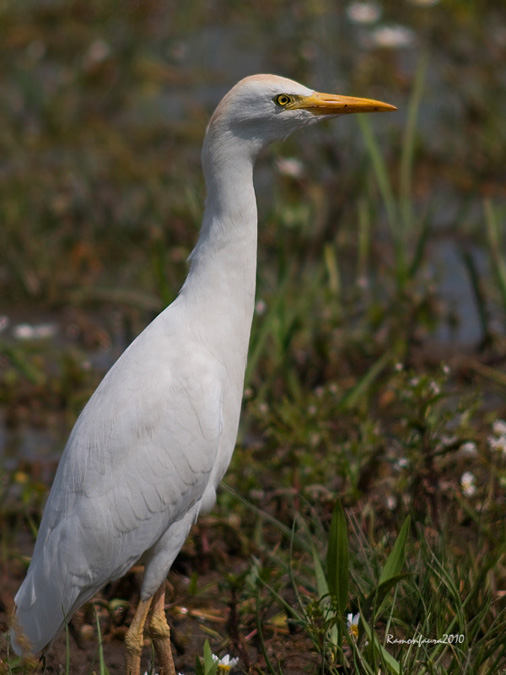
[11,74,395,674]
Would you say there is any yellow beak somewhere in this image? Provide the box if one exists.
[295,91,397,115]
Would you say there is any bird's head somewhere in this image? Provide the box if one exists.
[205,74,396,157]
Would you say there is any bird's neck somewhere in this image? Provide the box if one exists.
[179,132,259,364]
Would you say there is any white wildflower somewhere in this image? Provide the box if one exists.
[346,1,381,24]
[13,323,57,340]
[386,495,397,511]
[258,402,269,415]
[370,24,416,49]
[276,157,305,179]
[429,380,440,395]
[86,39,111,65]
[211,653,240,672]
[460,471,476,497]
[346,612,360,639]
[14,324,35,339]
[255,299,267,315]
[492,420,506,437]
[489,419,506,455]
[460,441,478,455]
[489,435,506,455]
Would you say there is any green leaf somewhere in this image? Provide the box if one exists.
[326,498,349,615]
[312,545,339,649]
[370,516,411,618]
[379,516,410,585]
[197,639,218,675]
[312,545,330,599]
[195,652,205,675]
[205,640,218,674]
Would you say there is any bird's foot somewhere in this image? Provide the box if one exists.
[148,593,176,675]
[125,597,152,675]
[125,647,142,675]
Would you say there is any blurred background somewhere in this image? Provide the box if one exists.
[1,1,506,673]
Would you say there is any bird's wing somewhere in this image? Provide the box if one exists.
[26,325,225,596]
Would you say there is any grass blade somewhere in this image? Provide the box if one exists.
[95,608,110,675]
[400,53,427,233]
[358,115,397,233]
[461,248,491,345]
[484,199,506,309]
[326,499,349,615]
[337,351,391,411]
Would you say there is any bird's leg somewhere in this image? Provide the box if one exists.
[125,596,152,675]
[148,582,176,675]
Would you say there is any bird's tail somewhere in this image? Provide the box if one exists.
[11,558,81,656]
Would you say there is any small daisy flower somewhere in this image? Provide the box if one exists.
[370,24,416,49]
[460,471,476,497]
[13,322,57,340]
[85,39,111,65]
[255,299,267,315]
[489,435,506,456]
[386,495,397,511]
[346,612,360,639]
[276,157,305,179]
[212,653,240,672]
[460,441,478,455]
[346,1,382,25]
[429,380,440,395]
[492,420,506,437]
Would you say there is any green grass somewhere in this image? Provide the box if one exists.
[1,0,506,673]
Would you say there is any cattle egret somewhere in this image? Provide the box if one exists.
[11,74,395,674]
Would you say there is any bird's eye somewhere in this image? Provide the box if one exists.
[274,94,292,107]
